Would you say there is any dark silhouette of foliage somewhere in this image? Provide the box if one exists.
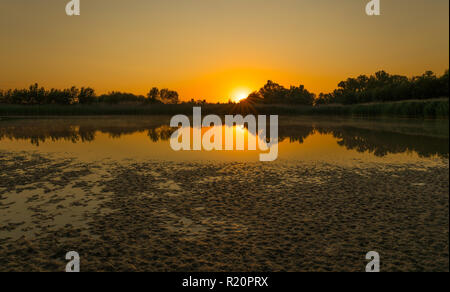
[183,99,207,105]
[145,87,179,104]
[98,91,146,104]
[78,87,96,104]
[146,87,161,104]
[315,70,449,105]
[1,69,447,107]
[158,88,179,104]
[0,84,84,105]
[244,80,315,105]
[0,84,179,105]
[246,91,264,104]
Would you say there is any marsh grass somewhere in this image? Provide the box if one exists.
[0,98,448,118]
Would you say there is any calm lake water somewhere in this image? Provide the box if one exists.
[0,116,448,166]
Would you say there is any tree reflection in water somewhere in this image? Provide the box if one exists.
[0,118,448,159]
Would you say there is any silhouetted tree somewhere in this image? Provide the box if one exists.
[98,91,146,104]
[440,69,450,97]
[315,93,336,105]
[146,87,161,104]
[286,85,315,105]
[318,70,449,105]
[243,81,314,105]
[244,91,264,104]
[78,87,96,104]
[159,88,179,104]
[259,80,288,104]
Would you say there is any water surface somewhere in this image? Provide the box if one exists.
[0,116,448,166]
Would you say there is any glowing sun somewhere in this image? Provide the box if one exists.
[232,88,251,103]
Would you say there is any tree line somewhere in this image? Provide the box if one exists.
[315,70,449,105]
[1,69,448,106]
[245,81,316,105]
[0,85,179,105]
[244,70,449,106]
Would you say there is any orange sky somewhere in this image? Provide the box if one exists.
[0,0,448,102]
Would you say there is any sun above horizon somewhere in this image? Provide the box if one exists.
[232,88,251,103]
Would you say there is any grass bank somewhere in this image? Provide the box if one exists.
[0,98,448,118]
[312,98,449,118]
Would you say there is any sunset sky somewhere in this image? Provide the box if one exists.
[1,0,448,102]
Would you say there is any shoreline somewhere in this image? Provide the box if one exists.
[0,98,448,118]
